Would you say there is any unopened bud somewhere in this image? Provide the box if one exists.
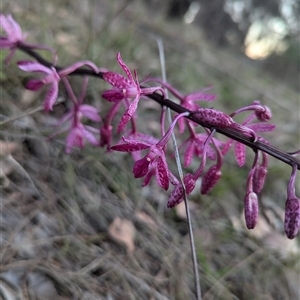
[253,165,267,194]
[167,174,195,208]
[284,197,300,239]
[244,192,258,229]
[201,165,222,194]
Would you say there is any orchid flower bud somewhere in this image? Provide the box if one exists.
[201,165,222,195]
[244,191,259,229]
[167,174,196,208]
[284,197,300,239]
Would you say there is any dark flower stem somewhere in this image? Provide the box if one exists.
[17,45,300,171]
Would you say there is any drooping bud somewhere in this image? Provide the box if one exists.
[229,100,272,122]
[284,197,300,239]
[133,156,151,178]
[244,192,259,229]
[253,165,267,194]
[200,165,222,194]
[252,100,272,122]
[234,141,246,167]
[167,174,196,208]
[284,164,300,239]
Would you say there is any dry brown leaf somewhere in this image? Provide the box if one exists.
[21,89,38,106]
[135,211,157,229]
[175,201,187,220]
[0,141,20,157]
[108,217,135,253]
[1,160,14,176]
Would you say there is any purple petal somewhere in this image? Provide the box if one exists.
[117,96,140,133]
[18,60,53,74]
[133,157,150,178]
[44,82,58,112]
[183,140,195,167]
[248,123,276,132]
[102,89,124,102]
[25,79,44,91]
[79,104,101,122]
[59,60,99,77]
[234,142,246,167]
[0,37,15,48]
[141,86,162,96]
[142,168,156,187]
[0,15,21,40]
[156,156,169,190]
[116,52,134,83]
[117,113,131,133]
[111,139,150,152]
[185,92,216,102]
[132,132,159,145]
[205,145,217,160]
[177,116,186,134]
[102,71,133,89]
[81,127,98,146]
[66,128,83,153]
[7,15,22,39]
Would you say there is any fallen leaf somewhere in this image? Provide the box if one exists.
[175,201,198,221]
[0,141,20,157]
[135,211,157,229]
[108,217,135,253]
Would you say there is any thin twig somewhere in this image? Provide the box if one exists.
[156,36,202,299]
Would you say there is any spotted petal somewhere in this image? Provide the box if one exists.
[111,137,151,152]
[44,82,59,111]
[156,156,169,191]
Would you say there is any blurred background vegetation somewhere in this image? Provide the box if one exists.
[1,1,299,299]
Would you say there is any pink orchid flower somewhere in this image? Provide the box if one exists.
[51,77,100,153]
[102,52,165,133]
[18,60,99,111]
[111,136,170,190]
[179,132,223,167]
[65,111,100,153]
[111,112,190,191]
[0,14,56,64]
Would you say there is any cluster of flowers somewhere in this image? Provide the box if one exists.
[1,14,299,239]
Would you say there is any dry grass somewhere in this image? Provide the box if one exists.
[1,1,299,299]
